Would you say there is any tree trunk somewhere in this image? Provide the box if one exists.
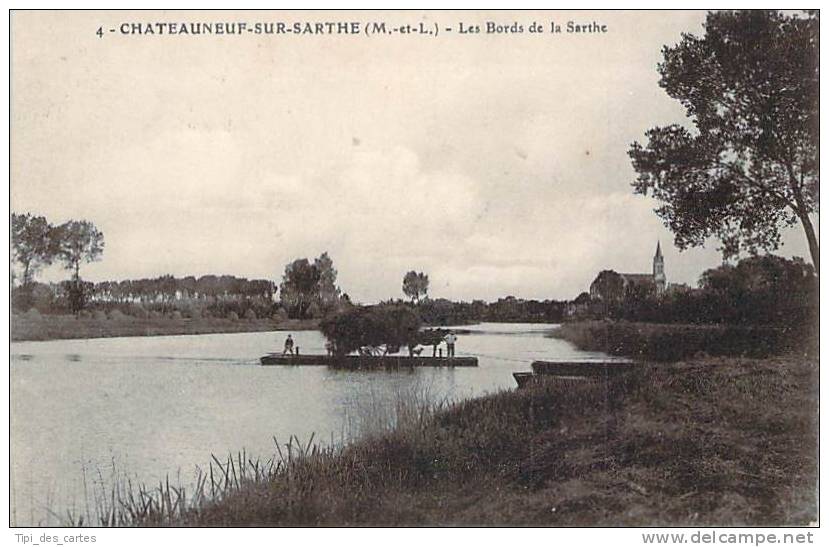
[788,169,819,274]
[798,211,820,275]
[792,186,820,274]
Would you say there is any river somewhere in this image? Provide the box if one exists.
[10,322,616,525]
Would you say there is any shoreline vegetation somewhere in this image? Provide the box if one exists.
[68,353,817,526]
[51,320,816,527]
[9,313,487,343]
[550,320,817,362]
[10,313,321,342]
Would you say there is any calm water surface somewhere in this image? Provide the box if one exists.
[10,322,615,525]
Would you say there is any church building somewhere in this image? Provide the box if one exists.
[589,242,667,299]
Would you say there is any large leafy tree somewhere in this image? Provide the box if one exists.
[590,270,625,302]
[55,220,105,280]
[279,258,321,318]
[629,10,819,272]
[314,252,341,312]
[402,270,429,303]
[10,212,58,284]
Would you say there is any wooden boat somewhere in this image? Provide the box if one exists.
[513,360,635,388]
[259,354,478,369]
[531,360,634,377]
[512,371,537,389]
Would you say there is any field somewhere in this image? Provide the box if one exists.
[73,354,817,526]
[10,314,319,342]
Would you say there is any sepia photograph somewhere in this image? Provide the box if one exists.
[7,8,820,535]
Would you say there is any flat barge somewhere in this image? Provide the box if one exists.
[260,354,478,368]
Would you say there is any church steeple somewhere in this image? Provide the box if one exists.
[653,241,666,292]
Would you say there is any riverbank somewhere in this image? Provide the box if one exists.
[551,320,815,361]
[114,354,815,526]
[10,314,320,342]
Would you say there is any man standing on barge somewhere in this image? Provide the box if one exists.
[283,334,294,355]
[444,331,458,358]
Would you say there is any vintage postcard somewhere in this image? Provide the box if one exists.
[8,9,819,536]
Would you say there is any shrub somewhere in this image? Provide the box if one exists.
[227,311,239,321]
[24,308,41,320]
[244,309,257,320]
[129,305,149,319]
[108,309,129,321]
[170,310,183,320]
[307,302,321,318]
[11,283,56,313]
[552,320,803,362]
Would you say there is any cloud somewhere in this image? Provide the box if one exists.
[12,11,814,302]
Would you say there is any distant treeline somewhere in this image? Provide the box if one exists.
[10,210,349,321]
[14,280,569,324]
[11,212,817,329]
[409,297,566,325]
[371,297,566,325]
[13,275,279,320]
[91,275,276,302]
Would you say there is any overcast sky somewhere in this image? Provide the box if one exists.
[11,10,814,303]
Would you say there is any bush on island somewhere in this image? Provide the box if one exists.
[320,304,421,356]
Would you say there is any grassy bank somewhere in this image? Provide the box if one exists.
[78,354,816,526]
[551,320,815,362]
[11,314,320,342]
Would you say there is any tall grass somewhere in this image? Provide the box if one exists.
[340,380,451,441]
[31,437,343,526]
